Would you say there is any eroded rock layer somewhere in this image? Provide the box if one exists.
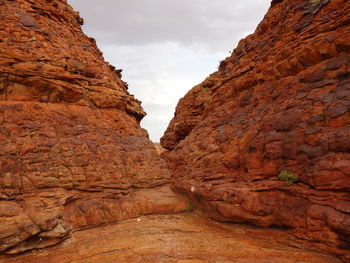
[162,0,350,260]
[0,213,341,263]
[0,0,178,254]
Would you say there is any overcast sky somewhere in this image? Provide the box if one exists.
[68,0,270,142]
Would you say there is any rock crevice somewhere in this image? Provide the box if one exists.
[0,0,349,262]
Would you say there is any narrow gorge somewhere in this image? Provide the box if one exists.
[0,0,349,262]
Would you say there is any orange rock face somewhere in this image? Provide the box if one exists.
[0,0,175,254]
[162,0,350,260]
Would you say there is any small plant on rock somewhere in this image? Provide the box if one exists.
[278,170,298,185]
[186,202,196,213]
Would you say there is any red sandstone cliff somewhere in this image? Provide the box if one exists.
[0,0,349,261]
[0,0,188,254]
[162,0,350,260]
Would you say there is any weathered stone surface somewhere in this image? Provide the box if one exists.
[0,0,144,118]
[0,213,342,263]
[0,0,173,254]
[1,185,188,255]
[0,102,169,199]
[162,0,350,261]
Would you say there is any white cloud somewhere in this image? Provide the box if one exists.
[67,0,270,141]
[100,42,226,141]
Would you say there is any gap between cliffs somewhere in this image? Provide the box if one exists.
[0,0,349,262]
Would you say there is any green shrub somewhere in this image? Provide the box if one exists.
[278,171,298,185]
[186,202,196,212]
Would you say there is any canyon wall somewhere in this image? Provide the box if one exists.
[162,0,350,260]
[0,0,187,254]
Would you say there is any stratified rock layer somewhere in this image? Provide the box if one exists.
[0,213,342,263]
[162,0,350,260]
[0,0,177,254]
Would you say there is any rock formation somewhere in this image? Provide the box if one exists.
[162,0,350,261]
[0,0,349,261]
[0,0,188,254]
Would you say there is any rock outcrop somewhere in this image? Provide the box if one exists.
[0,0,186,254]
[162,0,350,260]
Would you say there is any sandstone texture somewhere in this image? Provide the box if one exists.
[162,0,350,261]
[0,0,180,254]
[0,213,341,263]
[154,142,168,156]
